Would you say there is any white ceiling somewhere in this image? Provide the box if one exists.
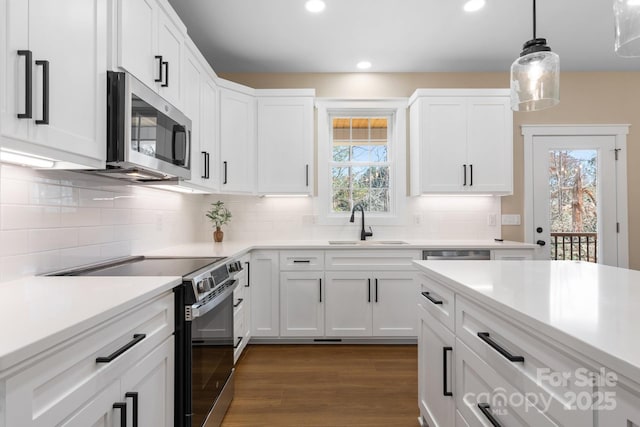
[167,0,640,73]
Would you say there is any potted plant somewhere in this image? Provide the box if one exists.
[206,201,232,242]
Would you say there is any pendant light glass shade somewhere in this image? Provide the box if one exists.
[510,41,560,111]
[510,0,560,112]
[614,0,640,56]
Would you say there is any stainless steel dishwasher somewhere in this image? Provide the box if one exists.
[422,249,491,260]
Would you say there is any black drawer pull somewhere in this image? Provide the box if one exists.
[421,291,443,305]
[478,403,502,427]
[17,50,32,119]
[234,298,244,308]
[234,336,243,349]
[477,332,524,363]
[293,259,311,263]
[113,402,127,427]
[443,346,453,396]
[125,392,138,427]
[96,334,146,363]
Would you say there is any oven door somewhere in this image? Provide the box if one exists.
[187,281,237,427]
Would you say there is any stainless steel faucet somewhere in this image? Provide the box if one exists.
[349,203,373,241]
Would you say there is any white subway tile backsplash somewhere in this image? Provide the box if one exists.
[1,205,61,230]
[60,207,102,227]
[78,226,114,246]
[0,230,29,256]
[0,179,29,204]
[100,208,131,225]
[29,228,78,252]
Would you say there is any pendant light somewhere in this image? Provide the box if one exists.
[510,0,560,112]
[614,0,640,56]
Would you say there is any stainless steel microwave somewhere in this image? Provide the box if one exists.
[101,71,191,181]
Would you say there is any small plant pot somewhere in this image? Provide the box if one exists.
[213,227,224,243]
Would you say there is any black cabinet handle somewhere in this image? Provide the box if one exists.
[17,50,32,119]
[96,334,146,363]
[35,60,49,125]
[206,152,210,179]
[367,278,371,303]
[113,402,127,427]
[463,164,467,186]
[223,161,228,184]
[477,403,502,427]
[319,278,322,302]
[469,164,473,186]
[375,278,378,303]
[477,332,524,363]
[536,240,546,246]
[306,164,309,187]
[155,55,163,82]
[125,392,138,427]
[201,151,210,179]
[293,259,311,263]
[234,298,244,308]
[443,346,453,396]
[421,291,443,305]
[245,261,250,287]
[234,336,243,349]
[162,61,169,87]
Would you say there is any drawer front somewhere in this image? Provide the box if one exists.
[280,250,325,270]
[491,249,534,260]
[325,249,421,271]
[233,285,246,315]
[5,292,174,427]
[456,339,557,427]
[233,306,245,363]
[456,296,593,426]
[417,273,455,332]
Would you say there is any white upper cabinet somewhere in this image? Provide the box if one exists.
[0,0,107,168]
[199,77,220,191]
[218,80,256,194]
[409,89,513,195]
[117,0,185,108]
[256,91,315,195]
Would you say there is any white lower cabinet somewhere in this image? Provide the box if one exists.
[280,271,324,336]
[233,254,251,362]
[325,271,417,337]
[250,251,279,337]
[418,304,455,427]
[598,382,640,426]
[3,292,175,427]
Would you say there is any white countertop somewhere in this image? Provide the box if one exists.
[144,239,536,259]
[414,260,640,386]
[0,275,180,373]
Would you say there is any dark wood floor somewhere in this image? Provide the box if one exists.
[221,344,419,427]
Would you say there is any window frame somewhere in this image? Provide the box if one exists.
[316,99,407,226]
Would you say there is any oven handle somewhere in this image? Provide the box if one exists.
[190,280,238,319]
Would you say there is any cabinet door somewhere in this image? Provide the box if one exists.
[156,11,183,107]
[324,272,372,337]
[220,87,256,193]
[118,0,157,88]
[466,97,512,194]
[418,306,455,427]
[372,271,417,336]
[200,77,219,190]
[280,272,324,337]
[120,337,175,427]
[250,251,279,336]
[60,381,121,427]
[257,97,313,194]
[419,98,467,193]
[182,48,204,186]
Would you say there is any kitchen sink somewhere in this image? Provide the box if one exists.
[328,240,408,245]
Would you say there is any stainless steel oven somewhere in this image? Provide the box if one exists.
[48,256,238,427]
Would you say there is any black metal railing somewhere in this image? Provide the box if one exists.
[550,232,597,263]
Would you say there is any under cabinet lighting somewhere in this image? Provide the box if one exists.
[463,0,486,12]
[305,0,326,13]
[0,149,55,168]
[261,194,310,198]
[356,61,372,70]
[147,184,209,194]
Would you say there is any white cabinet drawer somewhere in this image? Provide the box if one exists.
[456,295,593,426]
[417,273,455,332]
[280,251,324,270]
[491,249,534,260]
[325,250,421,270]
[456,338,557,427]
[5,292,174,427]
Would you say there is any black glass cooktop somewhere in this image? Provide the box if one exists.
[50,256,225,277]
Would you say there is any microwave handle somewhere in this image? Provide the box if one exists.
[172,125,187,166]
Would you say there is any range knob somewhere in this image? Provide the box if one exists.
[197,278,211,294]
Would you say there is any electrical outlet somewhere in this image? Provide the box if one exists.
[502,214,521,226]
[414,215,421,225]
[156,213,163,231]
[487,214,497,226]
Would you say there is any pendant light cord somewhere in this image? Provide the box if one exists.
[532,0,537,39]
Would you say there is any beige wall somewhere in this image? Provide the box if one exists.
[220,72,640,269]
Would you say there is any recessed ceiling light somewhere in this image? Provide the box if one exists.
[356,61,372,70]
[305,0,326,13]
[463,0,486,12]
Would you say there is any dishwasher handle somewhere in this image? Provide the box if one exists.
[422,250,491,260]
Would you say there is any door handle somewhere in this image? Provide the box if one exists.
[421,291,443,305]
[463,164,467,186]
[319,278,322,303]
[125,392,138,427]
[469,164,473,186]
[96,334,146,363]
[477,403,502,427]
[536,240,546,246]
[477,332,524,362]
[374,278,378,303]
[113,402,127,427]
[245,261,250,287]
[35,60,49,125]
[367,278,371,303]
[234,298,244,308]
[443,347,453,396]
[17,50,32,119]
[162,61,169,87]
[223,161,228,184]
[155,55,163,82]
